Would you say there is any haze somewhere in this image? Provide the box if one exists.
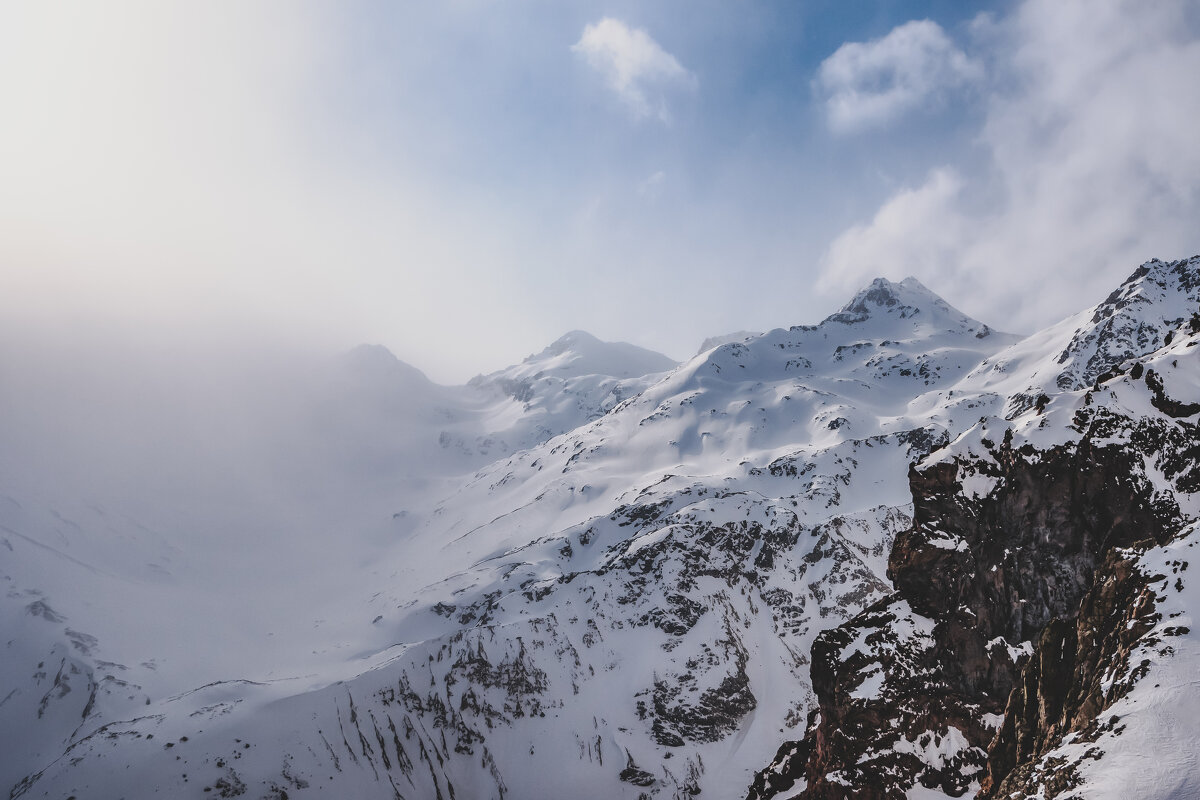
[3,0,1199,382]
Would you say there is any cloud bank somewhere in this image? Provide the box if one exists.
[819,0,1200,332]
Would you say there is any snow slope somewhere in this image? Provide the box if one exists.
[0,330,674,796]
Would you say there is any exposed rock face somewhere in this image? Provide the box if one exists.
[750,430,1190,798]
[799,439,1171,798]
[895,437,1172,643]
[979,541,1168,797]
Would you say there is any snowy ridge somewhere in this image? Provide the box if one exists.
[696,331,762,356]
[958,255,1200,417]
[486,330,678,381]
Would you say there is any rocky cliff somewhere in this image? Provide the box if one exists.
[749,256,1200,799]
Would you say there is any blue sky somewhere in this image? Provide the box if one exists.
[2,1,1198,381]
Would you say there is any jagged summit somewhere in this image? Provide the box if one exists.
[669,275,1020,401]
[831,276,932,318]
[822,276,996,337]
[1093,255,1200,325]
[960,255,1200,405]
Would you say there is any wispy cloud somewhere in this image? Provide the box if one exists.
[572,18,695,121]
[815,19,981,133]
[819,0,1200,332]
[637,170,666,198]
[819,168,967,292]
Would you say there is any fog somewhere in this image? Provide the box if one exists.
[0,326,495,690]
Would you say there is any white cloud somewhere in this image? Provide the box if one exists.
[572,18,695,121]
[819,0,1200,332]
[819,168,967,293]
[816,19,982,133]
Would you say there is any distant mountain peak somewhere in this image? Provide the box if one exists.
[340,343,432,385]
[823,275,992,335]
[545,329,603,355]
[518,330,676,379]
[835,276,934,316]
[473,330,677,385]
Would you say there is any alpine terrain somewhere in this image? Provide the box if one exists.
[4,257,1200,800]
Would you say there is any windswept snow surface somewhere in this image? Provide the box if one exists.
[14,260,1200,800]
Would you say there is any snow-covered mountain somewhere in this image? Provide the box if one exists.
[330,333,677,474]
[454,330,678,458]
[0,329,676,798]
[4,260,1200,800]
[749,256,1200,800]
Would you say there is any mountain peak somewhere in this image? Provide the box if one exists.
[340,343,432,385]
[475,330,677,384]
[546,329,603,355]
[822,275,988,334]
[836,276,933,314]
[1091,255,1200,325]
